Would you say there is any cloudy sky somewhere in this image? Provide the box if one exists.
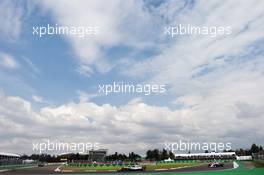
[0,0,264,155]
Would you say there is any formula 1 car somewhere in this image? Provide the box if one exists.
[208,162,224,168]
[119,165,145,171]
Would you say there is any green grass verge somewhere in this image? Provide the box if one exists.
[145,162,200,170]
[62,162,199,171]
[61,161,264,175]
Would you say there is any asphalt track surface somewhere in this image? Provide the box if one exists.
[1,163,233,174]
[1,165,59,174]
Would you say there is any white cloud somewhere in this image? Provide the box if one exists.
[111,3,264,150]
[36,0,123,75]
[76,90,100,103]
[0,0,23,41]
[123,0,264,79]
[32,95,43,103]
[0,52,18,69]
[36,0,161,75]
[22,57,40,74]
[120,0,264,112]
[1,87,264,154]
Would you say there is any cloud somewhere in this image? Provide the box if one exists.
[35,0,162,76]
[0,0,23,41]
[0,52,18,69]
[76,90,100,103]
[120,0,264,115]
[122,0,264,80]
[1,88,264,154]
[35,0,122,76]
[32,95,43,103]
[22,57,40,74]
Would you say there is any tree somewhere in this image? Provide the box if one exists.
[146,149,160,161]
[169,151,175,159]
[160,149,169,160]
[251,143,260,153]
[153,149,160,160]
[128,152,141,161]
[146,150,153,160]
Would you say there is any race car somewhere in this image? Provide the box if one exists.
[119,165,145,171]
[37,162,45,167]
[208,162,224,168]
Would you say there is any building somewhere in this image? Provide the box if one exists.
[88,149,108,162]
[252,152,264,163]
[0,152,21,165]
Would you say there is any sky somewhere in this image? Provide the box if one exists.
[0,0,264,155]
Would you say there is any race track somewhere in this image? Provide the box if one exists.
[1,163,233,174]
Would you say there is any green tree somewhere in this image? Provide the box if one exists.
[160,149,169,160]
[251,143,260,153]
[128,152,141,161]
[169,151,175,159]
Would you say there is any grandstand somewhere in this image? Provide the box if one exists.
[252,152,264,163]
[0,152,21,166]
[174,152,236,160]
[89,149,108,162]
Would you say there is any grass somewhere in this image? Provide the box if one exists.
[62,162,199,171]
[61,161,264,175]
[145,162,200,170]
